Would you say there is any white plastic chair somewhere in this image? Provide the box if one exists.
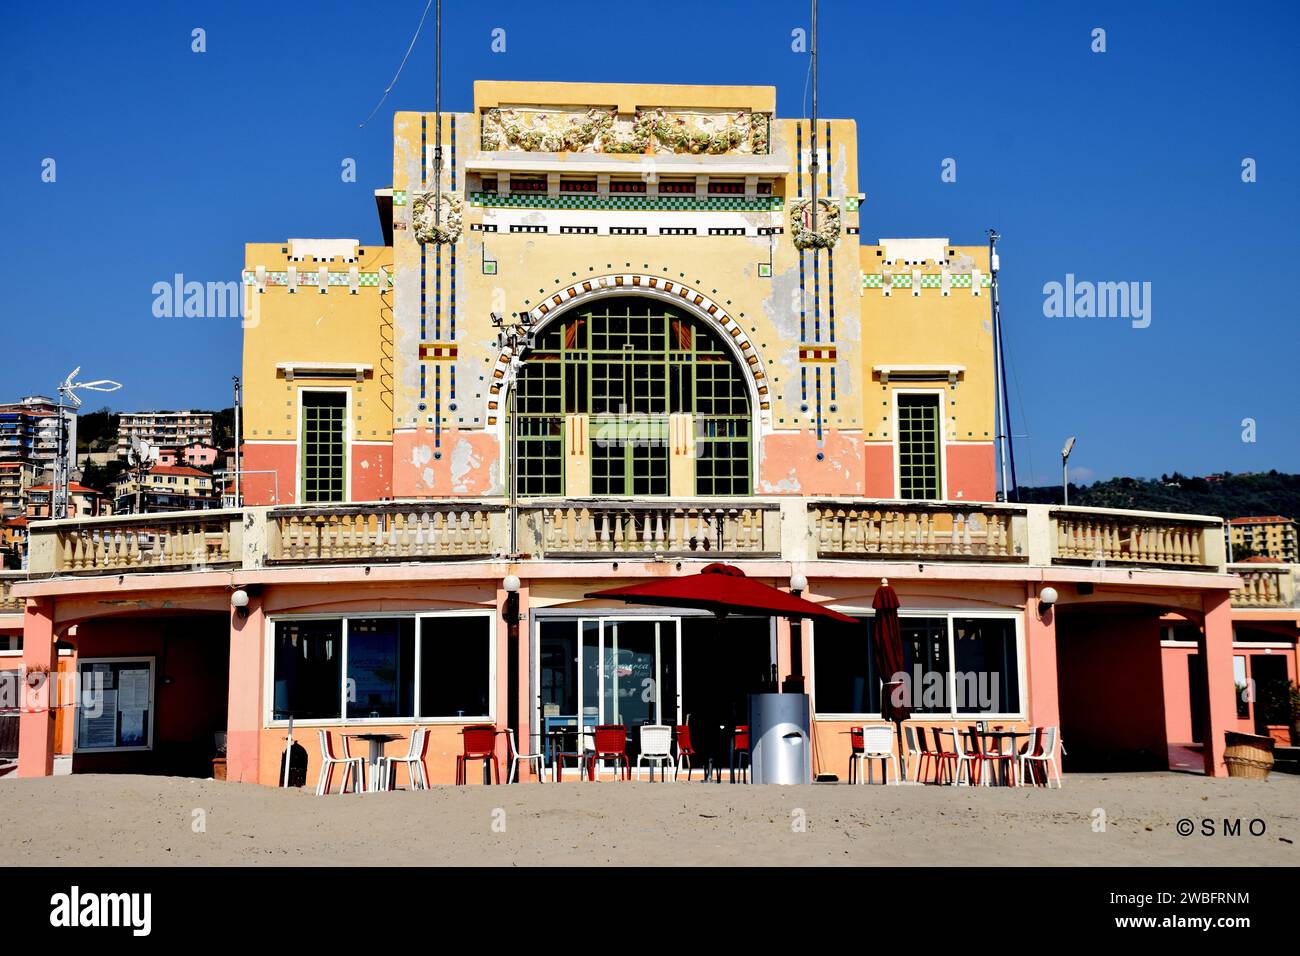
[851,726,899,784]
[381,727,429,791]
[1018,726,1065,788]
[506,727,546,783]
[948,726,979,787]
[901,724,924,783]
[636,724,674,781]
[315,729,364,796]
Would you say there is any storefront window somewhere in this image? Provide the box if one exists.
[813,614,1022,717]
[419,616,491,718]
[271,614,492,723]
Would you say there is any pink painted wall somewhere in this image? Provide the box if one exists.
[757,429,864,496]
[241,442,295,505]
[351,443,393,501]
[392,429,501,497]
[946,443,996,502]
[863,443,893,498]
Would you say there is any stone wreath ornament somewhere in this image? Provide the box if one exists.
[789,197,841,250]
[412,191,463,245]
[480,106,769,155]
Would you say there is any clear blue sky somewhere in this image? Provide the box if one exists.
[2,1,1296,486]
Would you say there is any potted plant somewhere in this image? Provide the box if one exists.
[1257,677,1295,747]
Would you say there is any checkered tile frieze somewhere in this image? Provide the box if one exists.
[242,270,392,288]
[470,192,784,213]
[861,272,991,290]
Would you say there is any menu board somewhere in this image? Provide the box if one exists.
[76,661,152,751]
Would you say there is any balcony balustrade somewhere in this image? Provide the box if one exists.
[14,498,1240,583]
[1229,563,1296,609]
[810,501,1026,561]
[1050,508,1216,569]
[521,500,779,558]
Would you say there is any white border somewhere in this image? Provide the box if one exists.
[891,387,948,500]
[809,608,1027,721]
[296,386,353,504]
[73,655,156,753]
[263,609,496,728]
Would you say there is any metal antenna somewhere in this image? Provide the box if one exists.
[54,367,122,519]
[433,0,443,227]
[810,0,819,234]
[987,230,1014,502]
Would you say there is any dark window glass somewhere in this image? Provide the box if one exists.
[900,617,950,714]
[346,618,415,719]
[812,617,878,714]
[952,618,1019,714]
[420,616,491,718]
[273,619,342,720]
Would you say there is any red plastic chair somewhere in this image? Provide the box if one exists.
[729,725,751,783]
[674,725,698,781]
[456,724,500,785]
[930,726,958,784]
[847,726,865,784]
[586,724,631,781]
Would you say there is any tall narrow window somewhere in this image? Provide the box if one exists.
[301,391,347,502]
[897,393,942,500]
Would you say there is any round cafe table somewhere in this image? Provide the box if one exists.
[344,733,404,792]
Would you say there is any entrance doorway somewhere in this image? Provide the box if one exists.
[680,617,774,776]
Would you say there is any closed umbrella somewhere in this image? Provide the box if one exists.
[872,578,911,777]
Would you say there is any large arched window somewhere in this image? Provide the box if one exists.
[513,296,751,497]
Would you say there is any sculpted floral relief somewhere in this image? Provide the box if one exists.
[480,106,770,155]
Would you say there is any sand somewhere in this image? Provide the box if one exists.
[0,772,1295,866]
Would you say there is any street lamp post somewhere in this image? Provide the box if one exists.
[1061,436,1077,506]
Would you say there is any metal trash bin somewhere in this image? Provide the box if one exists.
[749,693,811,785]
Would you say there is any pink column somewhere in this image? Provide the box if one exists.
[495,583,514,779]
[514,583,532,780]
[1200,591,1235,778]
[17,598,56,778]
[1025,593,1060,729]
[226,597,264,783]
[775,617,793,685]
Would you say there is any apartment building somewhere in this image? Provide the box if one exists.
[115,411,214,458]
[1229,516,1298,563]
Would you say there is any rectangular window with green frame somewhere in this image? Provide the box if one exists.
[896,392,942,500]
[301,391,347,503]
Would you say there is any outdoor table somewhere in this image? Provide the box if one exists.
[944,728,1029,787]
[345,733,404,793]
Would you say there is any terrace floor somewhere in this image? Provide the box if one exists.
[0,772,1294,866]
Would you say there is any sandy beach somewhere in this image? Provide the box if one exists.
[1,772,1295,866]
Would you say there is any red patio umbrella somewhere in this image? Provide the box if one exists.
[585,563,856,624]
[872,578,911,774]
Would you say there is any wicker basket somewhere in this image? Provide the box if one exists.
[1223,731,1275,780]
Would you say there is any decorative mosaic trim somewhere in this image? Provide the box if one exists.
[419,343,458,360]
[861,272,990,289]
[843,195,861,212]
[483,274,773,427]
[393,190,407,206]
[799,346,837,363]
[471,192,783,213]
[242,270,391,288]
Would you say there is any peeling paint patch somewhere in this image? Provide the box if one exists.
[450,439,481,494]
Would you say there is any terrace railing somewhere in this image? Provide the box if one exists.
[39,510,243,574]
[0,572,22,613]
[1229,564,1296,608]
[17,498,1230,576]
[809,501,1027,561]
[521,500,779,558]
[268,502,506,564]
[1049,508,1218,569]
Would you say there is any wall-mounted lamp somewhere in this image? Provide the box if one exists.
[502,574,521,626]
[789,572,808,597]
[1038,586,1059,613]
[231,588,250,619]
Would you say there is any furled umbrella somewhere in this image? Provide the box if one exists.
[872,578,912,778]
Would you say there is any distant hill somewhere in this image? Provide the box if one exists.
[1018,471,1300,522]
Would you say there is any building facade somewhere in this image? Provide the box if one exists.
[0,396,76,488]
[112,465,220,513]
[115,411,214,459]
[1230,516,1298,563]
[9,81,1293,788]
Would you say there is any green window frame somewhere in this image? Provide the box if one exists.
[896,393,942,500]
[301,391,347,503]
[513,297,751,496]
